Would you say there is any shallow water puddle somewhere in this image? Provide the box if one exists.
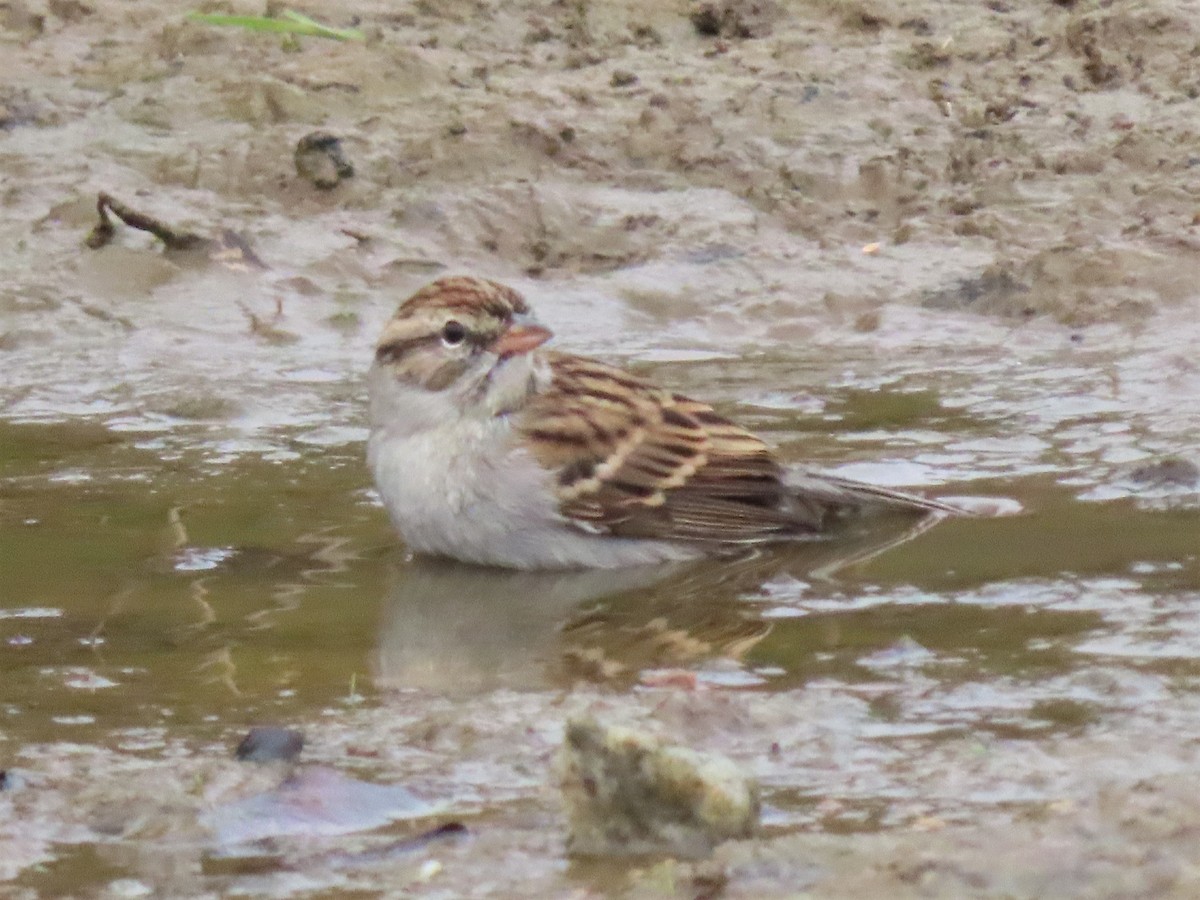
[2,346,1199,893]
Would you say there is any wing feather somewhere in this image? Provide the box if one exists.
[517,354,817,543]
[517,353,962,546]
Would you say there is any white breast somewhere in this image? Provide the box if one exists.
[368,419,699,569]
[369,414,550,559]
[366,361,700,570]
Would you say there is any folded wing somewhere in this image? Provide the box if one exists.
[519,354,951,545]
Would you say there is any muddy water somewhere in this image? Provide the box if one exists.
[4,0,1200,895]
[4,341,1199,894]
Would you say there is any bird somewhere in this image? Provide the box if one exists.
[367,276,965,570]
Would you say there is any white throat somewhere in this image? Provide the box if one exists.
[366,351,546,441]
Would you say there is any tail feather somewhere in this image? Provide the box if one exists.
[784,469,971,519]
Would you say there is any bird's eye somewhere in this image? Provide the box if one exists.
[441,320,467,347]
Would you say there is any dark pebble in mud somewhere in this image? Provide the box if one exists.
[236,727,305,762]
[294,131,355,190]
[689,1,779,39]
[690,5,723,35]
[1129,458,1200,489]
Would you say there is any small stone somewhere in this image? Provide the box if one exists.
[294,132,355,190]
[689,1,779,40]
[235,726,305,762]
[557,715,759,858]
[610,70,639,88]
[690,5,723,36]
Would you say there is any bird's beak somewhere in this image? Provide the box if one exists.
[488,315,553,358]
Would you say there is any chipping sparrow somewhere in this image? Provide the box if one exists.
[367,277,964,570]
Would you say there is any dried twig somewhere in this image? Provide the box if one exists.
[86,191,210,252]
[85,192,267,271]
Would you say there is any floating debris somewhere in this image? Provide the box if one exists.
[203,766,435,847]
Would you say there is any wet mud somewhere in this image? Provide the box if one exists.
[2,0,1200,896]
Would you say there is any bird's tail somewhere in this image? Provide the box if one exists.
[784,469,972,518]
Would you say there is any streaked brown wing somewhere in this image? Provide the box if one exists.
[518,353,828,544]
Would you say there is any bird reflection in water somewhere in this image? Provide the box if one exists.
[374,515,945,692]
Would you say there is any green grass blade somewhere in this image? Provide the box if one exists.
[185,10,364,42]
[279,9,365,41]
